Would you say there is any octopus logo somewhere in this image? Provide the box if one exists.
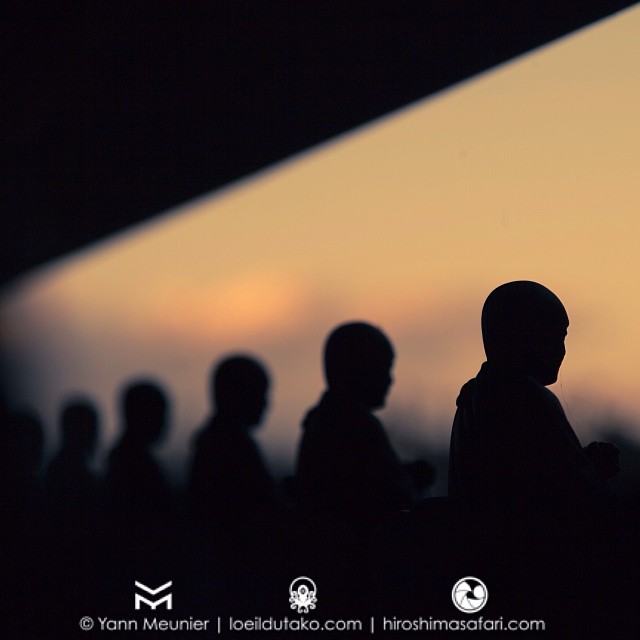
[289,576,317,614]
[452,577,488,613]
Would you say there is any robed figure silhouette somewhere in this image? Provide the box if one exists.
[105,380,171,518]
[186,355,279,616]
[296,321,412,533]
[449,281,617,510]
[448,281,626,635]
[1,411,47,637]
[188,355,276,530]
[294,322,412,616]
[46,398,100,513]
[103,380,174,589]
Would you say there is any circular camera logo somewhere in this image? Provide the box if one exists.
[452,577,488,613]
[289,577,317,614]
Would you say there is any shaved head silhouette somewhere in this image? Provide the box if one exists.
[60,399,98,456]
[324,321,394,409]
[120,381,168,446]
[210,355,270,429]
[481,281,569,385]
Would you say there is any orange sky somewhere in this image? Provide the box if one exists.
[2,5,640,481]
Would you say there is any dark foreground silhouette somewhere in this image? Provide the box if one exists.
[373,282,636,638]
[449,280,618,510]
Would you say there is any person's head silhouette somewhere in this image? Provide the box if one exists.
[211,355,270,430]
[324,321,394,409]
[481,281,569,385]
[60,399,99,458]
[120,380,168,448]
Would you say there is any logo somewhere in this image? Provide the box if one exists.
[289,577,317,614]
[452,577,488,613]
[134,581,173,610]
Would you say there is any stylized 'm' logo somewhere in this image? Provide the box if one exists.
[134,581,173,610]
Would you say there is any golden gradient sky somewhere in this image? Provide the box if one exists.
[2,6,640,480]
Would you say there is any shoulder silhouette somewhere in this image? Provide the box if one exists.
[46,398,100,511]
[447,281,624,632]
[105,379,171,516]
[449,280,616,511]
[187,355,276,526]
[296,321,412,531]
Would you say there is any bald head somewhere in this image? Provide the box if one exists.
[121,381,168,446]
[60,399,98,455]
[482,281,569,385]
[211,355,270,429]
[324,322,394,409]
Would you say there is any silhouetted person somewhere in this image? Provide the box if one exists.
[449,280,617,512]
[294,322,412,616]
[101,380,176,595]
[105,380,171,518]
[186,356,281,617]
[188,355,276,528]
[42,399,103,627]
[46,398,100,511]
[448,281,625,633]
[296,322,412,533]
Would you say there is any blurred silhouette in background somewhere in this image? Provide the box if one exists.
[42,398,102,627]
[46,397,100,512]
[102,379,175,592]
[105,379,171,517]
[186,355,288,617]
[294,321,423,615]
[0,410,47,637]
[296,321,412,533]
[188,354,277,530]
